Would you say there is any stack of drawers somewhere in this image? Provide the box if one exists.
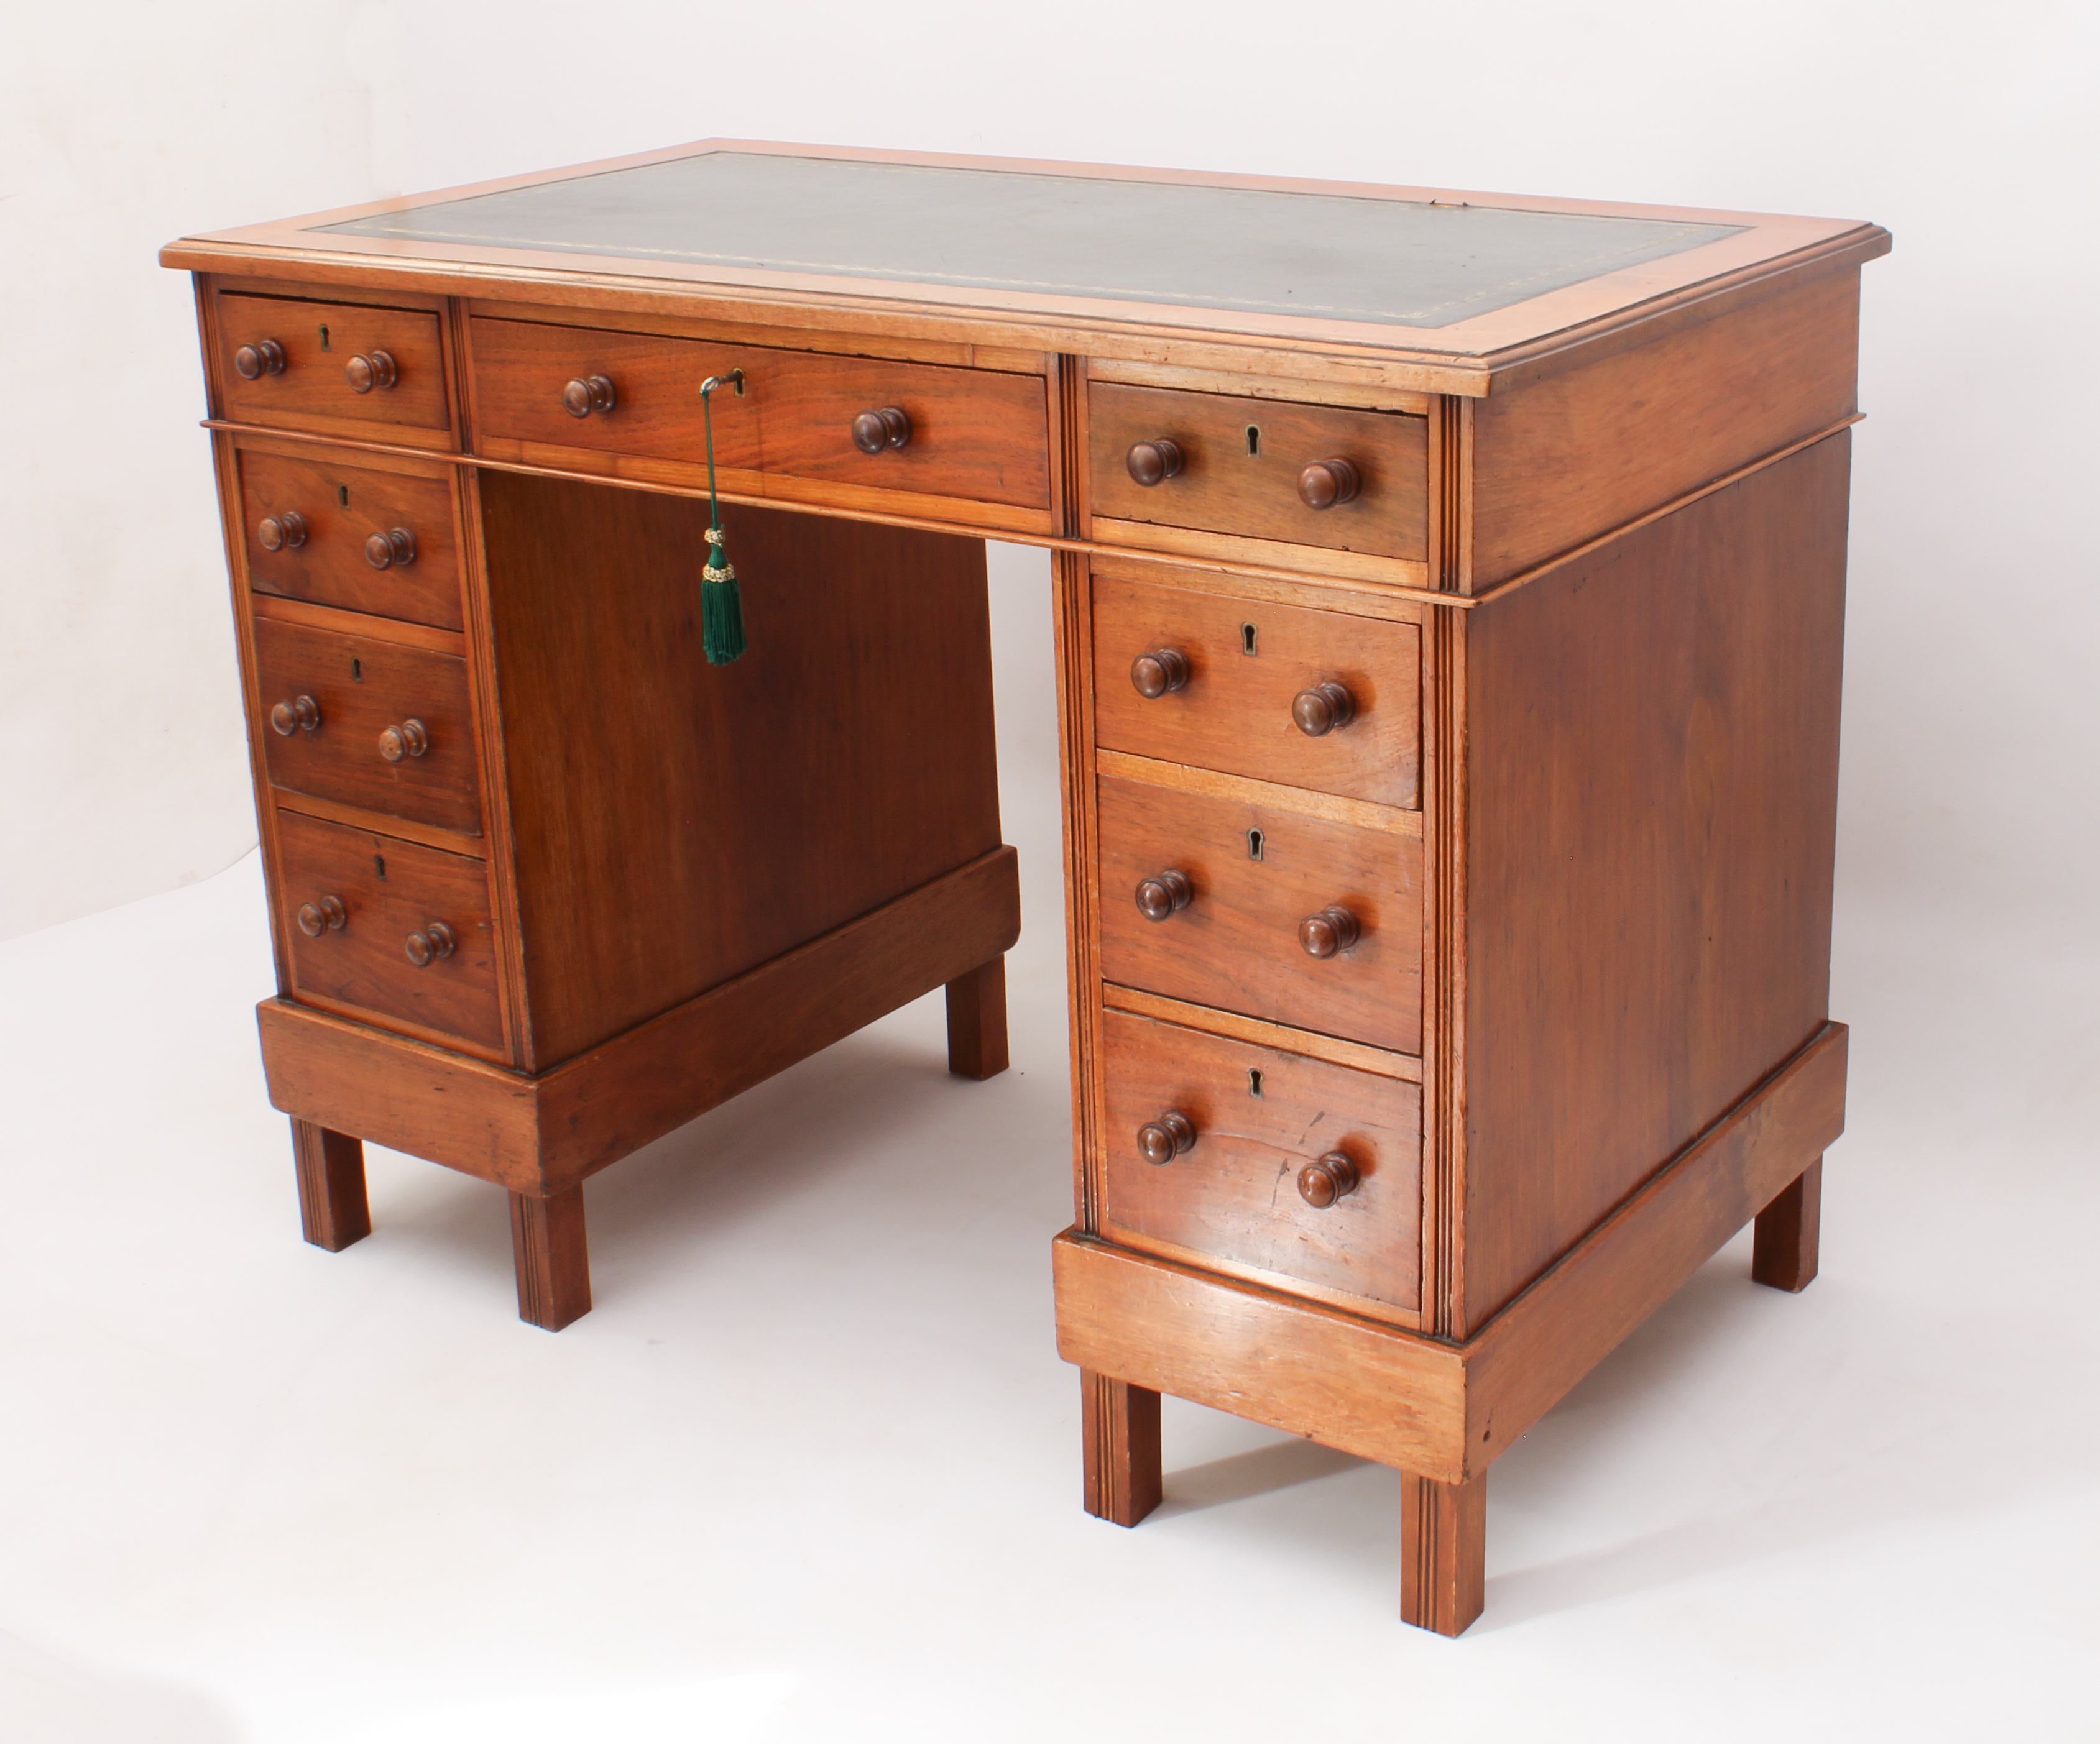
[1079,383,1434,1328]
[217,289,510,1062]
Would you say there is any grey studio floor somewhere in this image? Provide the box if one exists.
[3,549,2096,1744]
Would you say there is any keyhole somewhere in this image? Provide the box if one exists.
[337,484,349,507]
[1241,622,1259,656]
[1246,828,1264,861]
[1248,1068,1264,1098]
[351,658,363,681]
[372,855,387,880]
[1246,425,1261,456]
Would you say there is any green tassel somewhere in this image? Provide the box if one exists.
[702,528,746,666]
[698,370,748,666]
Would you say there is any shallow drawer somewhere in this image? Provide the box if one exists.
[239,449,463,630]
[468,318,1051,512]
[1100,1009,1422,1313]
[1096,773,1421,1054]
[1089,382,1427,560]
[217,294,450,436]
[1093,572,1420,808]
[253,617,481,835]
[274,809,503,1053]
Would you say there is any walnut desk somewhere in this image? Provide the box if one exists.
[163,142,1886,1632]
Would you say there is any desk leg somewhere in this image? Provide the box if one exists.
[1752,1155,1823,1292]
[1082,1370,1163,1526]
[290,1119,370,1252]
[510,1186,591,1331]
[1401,1469,1487,1636]
[944,955,1010,1080]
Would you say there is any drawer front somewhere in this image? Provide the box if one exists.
[1101,1009,1422,1311]
[1093,572,1421,808]
[274,810,503,1052]
[469,318,1051,511]
[252,618,481,834]
[217,295,450,434]
[1097,774,1422,1053]
[239,449,463,630]
[1089,382,1427,559]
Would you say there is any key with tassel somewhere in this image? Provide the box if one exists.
[697,370,747,665]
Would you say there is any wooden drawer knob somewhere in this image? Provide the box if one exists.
[295,894,347,938]
[1297,457,1361,510]
[233,339,286,380]
[1292,681,1356,737]
[1297,1150,1360,1208]
[852,406,912,453]
[257,511,308,552]
[1130,647,1190,698]
[364,527,417,569]
[563,375,617,418]
[269,694,321,735]
[1136,1109,1197,1165]
[378,718,430,762]
[1135,868,1194,922]
[1299,905,1361,957]
[403,920,456,966]
[1125,438,1185,487]
[344,350,397,393]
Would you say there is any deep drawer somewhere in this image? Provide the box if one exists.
[1089,382,1427,559]
[273,809,504,1053]
[217,294,451,436]
[1092,571,1421,809]
[252,617,481,835]
[239,448,463,630]
[1100,1009,1422,1313]
[1097,773,1421,1054]
[467,317,1051,513]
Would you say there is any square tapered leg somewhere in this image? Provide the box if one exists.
[944,955,1010,1080]
[1401,1469,1486,1636]
[1082,1370,1163,1526]
[291,1119,370,1252]
[1752,1156,1823,1292]
[509,1185,591,1331]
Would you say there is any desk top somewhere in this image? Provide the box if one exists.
[165,141,1888,392]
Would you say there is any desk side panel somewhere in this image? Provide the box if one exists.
[1458,435,1850,1331]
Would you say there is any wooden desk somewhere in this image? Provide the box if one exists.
[164,141,1887,1632]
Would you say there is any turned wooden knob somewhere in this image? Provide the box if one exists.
[1297,457,1361,509]
[1136,1109,1197,1165]
[1292,681,1356,737]
[1130,647,1190,698]
[403,920,456,966]
[344,350,397,393]
[1299,905,1361,957]
[852,406,912,453]
[563,374,617,418]
[1135,868,1194,922]
[269,694,320,735]
[233,339,285,380]
[257,511,308,552]
[1125,438,1185,487]
[378,719,429,762]
[364,527,417,569]
[1297,1150,1361,1208]
[295,894,347,938]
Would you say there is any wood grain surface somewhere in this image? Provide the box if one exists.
[217,293,451,437]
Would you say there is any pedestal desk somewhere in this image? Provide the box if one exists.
[164,142,1886,1633]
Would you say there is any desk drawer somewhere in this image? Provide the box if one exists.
[217,295,451,436]
[1092,572,1420,809]
[468,318,1051,513]
[239,449,463,630]
[253,618,481,835]
[1097,773,1421,1054]
[1089,382,1427,561]
[273,809,504,1053]
[1100,1009,1422,1313]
